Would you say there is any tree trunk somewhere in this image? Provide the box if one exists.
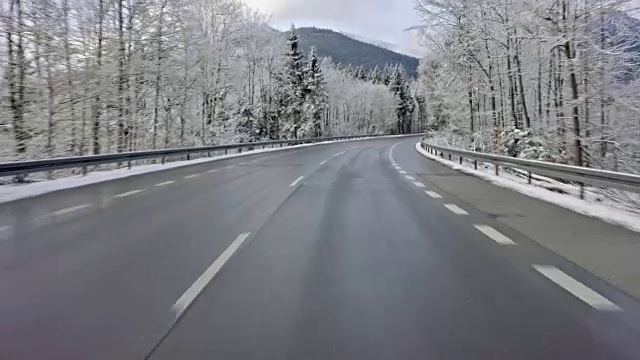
[506,34,518,128]
[7,0,28,155]
[92,0,104,155]
[152,3,165,150]
[514,37,530,128]
[63,0,77,155]
[562,0,582,167]
[467,70,475,134]
[117,0,126,152]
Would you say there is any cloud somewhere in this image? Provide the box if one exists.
[243,0,425,57]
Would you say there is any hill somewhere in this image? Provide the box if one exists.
[293,27,419,77]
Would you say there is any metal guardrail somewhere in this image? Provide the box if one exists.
[419,140,640,197]
[0,134,410,178]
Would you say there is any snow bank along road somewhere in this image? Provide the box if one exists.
[1,137,640,359]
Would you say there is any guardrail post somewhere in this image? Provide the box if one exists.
[448,154,452,161]
[187,153,191,160]
[161,156,165,165]
[225,149,228,155]
[579,183,585,199]
[528,172,532,184]
[495,165,499,176]
[459,156,463,165]
[207,151,211,157]
[474,160,478,170]
[128,160,132,170]
[82,166,88,176]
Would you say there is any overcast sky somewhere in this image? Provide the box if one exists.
[243,0,425,57]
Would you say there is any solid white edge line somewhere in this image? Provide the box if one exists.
[184,174,201,179]
[533,265,622,311]
[320,160,328,166]
[413,182,426,188]
[425,190,443,199]
[113,189,145,199]
[290,176,304,187]
[443,203,469,215]
[172,232,251,318]
[155,181,176,187]
[389,142,401,165]
[474,224,516,245]
[404,175,416,181]
[52,204,92,216]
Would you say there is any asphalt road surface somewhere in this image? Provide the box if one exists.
[1,137,640,359]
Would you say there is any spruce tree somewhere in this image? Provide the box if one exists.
[303,47,328,138]
[282,25,306,139]
[389,66,415,134]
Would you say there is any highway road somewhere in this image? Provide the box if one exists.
[1,137,640,359]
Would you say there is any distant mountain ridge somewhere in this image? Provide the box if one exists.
[288,27,419,77]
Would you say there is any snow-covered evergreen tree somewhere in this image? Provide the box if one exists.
[388,66,415,134]
[280,25,306,139]
[303,47,328,138]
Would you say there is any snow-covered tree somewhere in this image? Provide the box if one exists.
[0,1,416,166]
[280,25,306,139]
[302,47,328,138]
[414,0,640,172]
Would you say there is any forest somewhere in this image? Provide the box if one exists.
[0,0,417,163]
[414,0,640,177]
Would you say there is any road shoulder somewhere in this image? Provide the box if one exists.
[396,139,640,301]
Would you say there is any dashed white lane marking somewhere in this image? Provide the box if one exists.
[443,204,469,215]
[425,191,443,199]
[290,176,304,187]
[207,169,218,174]
[399,170,407,174]
[474,225,516,245]
[226,165,235,169]
[320,160,328,166]
[404,175,416,181]
[238,162,247,166]
[533,265,622,311]
[52,204,92,216]
[394,166,402,170]
[413,182,426,188]
[184,174,201,179]
[172,232,251,318]
[113,189,145,199]
[155,181,176,187]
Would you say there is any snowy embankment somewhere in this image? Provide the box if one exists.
[415,142,640,234]
[0,135,411,204]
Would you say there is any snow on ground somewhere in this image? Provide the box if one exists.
[415,142,640,234]
[0,135,414,204]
